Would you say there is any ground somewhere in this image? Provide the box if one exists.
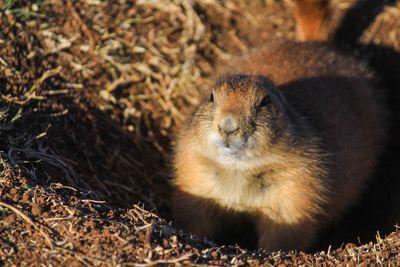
[1,0,400,266]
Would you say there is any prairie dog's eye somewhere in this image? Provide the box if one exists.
[209,92,214,103]
[260,95,271,107]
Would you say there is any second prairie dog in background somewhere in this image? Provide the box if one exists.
[294,0,332,41]
[172,1,387,251]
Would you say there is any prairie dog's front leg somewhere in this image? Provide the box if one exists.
[172,189,222,240]
[256,216,318,252]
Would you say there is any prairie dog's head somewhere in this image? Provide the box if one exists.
[193,74,292,169]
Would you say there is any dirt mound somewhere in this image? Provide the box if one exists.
[1,0,400,265]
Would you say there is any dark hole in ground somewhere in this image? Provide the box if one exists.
[10,91,174,217]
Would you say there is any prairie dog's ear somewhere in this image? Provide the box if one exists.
[266,87,297,127]
[294,0,332,41]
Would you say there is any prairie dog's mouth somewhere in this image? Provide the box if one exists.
[205,132,267,169]
[208,132,248,152]
[218,146,242,158]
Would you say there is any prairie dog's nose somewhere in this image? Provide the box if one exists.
[218,116,240,135]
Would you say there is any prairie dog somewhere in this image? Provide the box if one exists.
[172,5,386,251]
[294,0,332,41]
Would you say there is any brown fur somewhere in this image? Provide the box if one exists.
[294,0,332,41]
[172,6,387,252]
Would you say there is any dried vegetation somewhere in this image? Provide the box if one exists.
[0,0,400,265]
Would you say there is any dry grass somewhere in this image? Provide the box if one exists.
[0,0,400,265]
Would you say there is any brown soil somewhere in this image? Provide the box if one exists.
[0,0,400,265]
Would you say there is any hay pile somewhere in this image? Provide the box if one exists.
[0,0,400,265]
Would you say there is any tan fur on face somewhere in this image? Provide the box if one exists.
[211,78,263,146]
